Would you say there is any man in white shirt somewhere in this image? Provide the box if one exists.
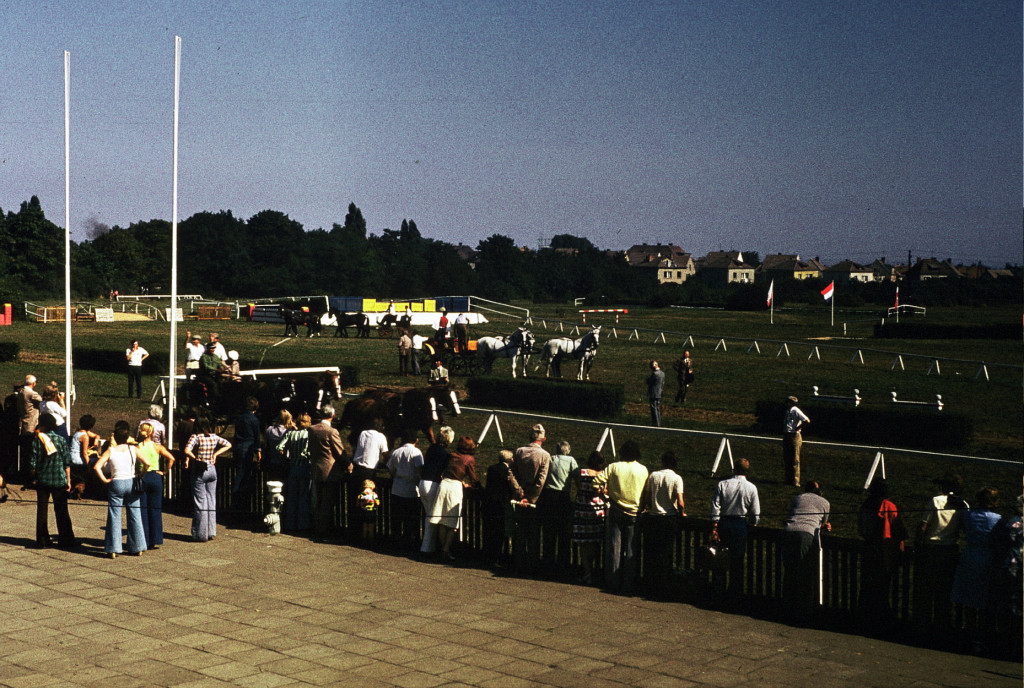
[640,451,686,596]
[184,333,204,378]
[710,458,760,598]
[348,422,389,538]
[386,428,423,547]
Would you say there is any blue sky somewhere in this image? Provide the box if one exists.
[1,1,1020,266]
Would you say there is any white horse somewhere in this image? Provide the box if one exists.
[476,327,536,377]
[538,326,601,380]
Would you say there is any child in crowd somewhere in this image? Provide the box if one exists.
[356,479,380,544]
[69,415,101,499]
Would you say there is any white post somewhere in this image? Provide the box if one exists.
[776,343,790,358]
[709,437,733,477]
[167,36,181,449]
[864,451,886,490]
[64,51,74,406]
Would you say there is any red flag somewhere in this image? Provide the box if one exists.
[821,281,834,301]
[766,280,774,307]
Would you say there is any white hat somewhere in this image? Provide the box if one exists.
[228,350,239,361]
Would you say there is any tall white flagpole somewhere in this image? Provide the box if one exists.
[64,51,74,405]
[167,36,181,448]
[831,287,835,328]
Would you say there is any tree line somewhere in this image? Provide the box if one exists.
[1,196,1018,309]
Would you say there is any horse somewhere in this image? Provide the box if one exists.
[339,386,461,446]
[538,325,601,381]
[331,310,371,338]
[476,327,536,377]
[281,308,322,338]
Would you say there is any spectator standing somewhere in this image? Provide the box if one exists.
[419,426,453,557]
[782,480,830,621]
[276,413,312,532]
[673,350,694,404]
[783,396,810,487]
[950,487,1002,649]
[710,458,760,598]
[136,404,167,446]
[538,440,579,577]
[263,409,293,484]
[482,449,521,568]
[593,440,649,594]
[646,361,665,426]
[69,414,100,498]
[991,495,1024,657]
[231,397,262,506]
[512,424,551,575]
[856,477,906,630]
[40,382,68,440]
[125,339,149,398]
[184,418,231,543]
[30,413,76,549]
[429,436,478,562]
[348,419,388,539]
[135,422,176,550]
[913,473,967,639]
[410,333,427,376]
[640,451,685,596]
[386,429,424,549]
[17,374,42,467]
[309,405,347,542]
[94,421,150,557]
[397,330,412,376]
[572,451,607,585]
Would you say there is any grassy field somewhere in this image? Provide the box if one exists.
[3,302,1020,538]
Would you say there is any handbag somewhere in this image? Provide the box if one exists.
[697,544,731,572]
[129,446,144,494]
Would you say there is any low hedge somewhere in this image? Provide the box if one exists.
[874,322,1019,340]
[466,375,624,419]
[754,399,973,451]
[70,347,358,387]
[0,342,19,363]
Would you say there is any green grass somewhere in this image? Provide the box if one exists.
[2,303,1020,538]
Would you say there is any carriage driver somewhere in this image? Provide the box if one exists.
[428,358,449,387]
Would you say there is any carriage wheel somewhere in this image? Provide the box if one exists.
[377,325,393,339]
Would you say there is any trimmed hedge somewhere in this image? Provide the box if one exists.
[70,347,358,387]
[466,375,624,419]
[0,342,19,363]
[754,399,973,451]
[874,322,1019,340]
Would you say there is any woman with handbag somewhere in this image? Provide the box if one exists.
[136,422,176,550]
[94,421,150,558]
[184,417,231,543]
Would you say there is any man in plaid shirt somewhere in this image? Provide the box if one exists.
[30,413,76,549]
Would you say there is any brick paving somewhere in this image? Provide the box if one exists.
[0,494,1020,688]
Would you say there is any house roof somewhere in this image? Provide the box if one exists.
[760,254,801,270]
[907,257,962,279]
[826,259,871,273]
[624,244,691,269]
[698,254,753,270]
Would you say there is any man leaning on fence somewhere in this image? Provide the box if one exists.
[710,458,759,599]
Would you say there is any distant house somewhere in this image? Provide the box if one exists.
[823,259,874,284]
[624,244,695,284]
[960,264,1015,281]
[868,258,905,282]
[905,258,962,281]
[695,252,755,286]
[757,254,819,282]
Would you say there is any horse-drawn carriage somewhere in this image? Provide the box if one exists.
[437,339,478,376]
[172,366,344,432]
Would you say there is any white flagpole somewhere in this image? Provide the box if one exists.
[831,288,835,328]
[167,36,181,448]
[769,280,774,325]
[64,51,74,406]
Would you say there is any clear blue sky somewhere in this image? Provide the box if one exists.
[1,1,1020,266]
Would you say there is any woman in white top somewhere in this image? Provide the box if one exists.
[40,382,68,440]
[94,421,151,558]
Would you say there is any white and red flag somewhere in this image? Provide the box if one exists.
[821,281,834,301]
[766,280,774,307]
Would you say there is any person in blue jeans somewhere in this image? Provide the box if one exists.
[184,418,232,543]
[94,421,150,558]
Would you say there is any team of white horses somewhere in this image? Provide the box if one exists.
[477,325,601,381]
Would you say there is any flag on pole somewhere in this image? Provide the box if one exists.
[894,286,899,309]
[766,280,774,307]
[821,281,834,301]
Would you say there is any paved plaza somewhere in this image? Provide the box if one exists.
[0,493,1020,688]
